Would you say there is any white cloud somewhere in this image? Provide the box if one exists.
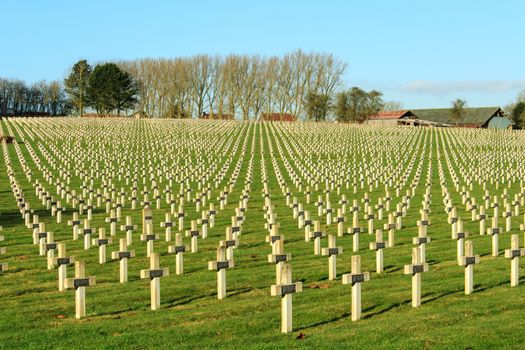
[394,80,525,96]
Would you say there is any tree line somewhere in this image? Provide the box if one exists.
[0,78,69,116]
[2,50,407,121]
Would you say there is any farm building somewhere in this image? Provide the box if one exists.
[260,113,296,122]
[411,107,513,129]
[366,110,418,126]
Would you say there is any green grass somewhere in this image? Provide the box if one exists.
[0,119,524,349]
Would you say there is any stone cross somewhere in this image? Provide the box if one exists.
[140,253,169,310]
[504,234,525,287]
[369,229,387,273]
[168,233,187,275]
[321,235,343,280]
[270,263,302,333]
[268,238,291,284]
[310,221,326,255]
[105,209,119,236]
[414,215,431,263]
[140,224,159,257]
[208,246,234,300]
[186,220,200,253]
[208,203,216,228]
[55,200,65,223]
[67,212,81,240]
[384,213,396,248]
[324,201,333,225]
[142,207,153,234]
[303,211,312,242]
[92,228,112,264]
[80,219,94,250]
[476,206,487,235]
[120,216,137,245]
[364,207,375,235]
[37,222,49,256]
[0,234,5,272]
[52,243,75,291]
[111,238,135,283]
[459,240,479,295]
[334,208,345,237]
[375,198,385,220]
[503,203,512,232]
[160,212,174,241]
[342,255,370,321]
[404,247,429,307]
[65,261,96,319]
[487,216,501,257]
[452,219,467,264]
[197,210,209,239]
[348,211,361,252]
[45,232,57,270]
[220,227,239,261]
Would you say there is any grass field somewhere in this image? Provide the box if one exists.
[0,118,524,349]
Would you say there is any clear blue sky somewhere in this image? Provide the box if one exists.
[1,0,523,108]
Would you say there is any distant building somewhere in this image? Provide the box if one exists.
[260,113,296,122]
[411,107,513,129]
[366,110,418,126]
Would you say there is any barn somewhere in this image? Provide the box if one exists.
[411,107,513,129]
[366,110,418,126]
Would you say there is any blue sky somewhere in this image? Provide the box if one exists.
[1,0,523,108]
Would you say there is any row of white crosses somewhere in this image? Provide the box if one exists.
[0,118,256,318]
[4,118,525,331]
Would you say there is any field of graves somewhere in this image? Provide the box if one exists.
[1,118,525,349]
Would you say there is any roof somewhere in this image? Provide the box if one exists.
[411,107,505,126]
[369,110,413,120]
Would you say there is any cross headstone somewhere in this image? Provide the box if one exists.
[92,228,112,264]
[342,255,370,321]
[348,211,361,252]
[160,212,174,241]
[270,263,302,333]
[310,221,326,255]
[404,247,429,307]
[120,216,137,245]
[67,212,81,240]
[384,213,396,247]
[186,220,200,253]
[476,206,487,236]
[268,238,291,284]
[111,238,135,283]
[142,207,153,234]
[459,240,479,295]
[53,243,75,291]
[452,219,467,264]
[105,209,119,236]
[504,234,525,287]
[140,253,169,310]
[140,224,159,257]
[487,216,501,257]
[80,219,94,250]
[369,229,387,273]
[220,227,239,261]
[65,261,96,319]
[321,235,343,280]
[168,233,188,275]
[45,232,57,270]
[208,246,234,300]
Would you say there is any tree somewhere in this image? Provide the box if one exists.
[383,101,404,111]
[511,101,525,127]
[304,92,330,122]
[334,91,349,122]
[450,99,467,125]
[64,60,92,116]
[88,63,137,115]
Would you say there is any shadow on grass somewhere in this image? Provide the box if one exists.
[295,312,351,331]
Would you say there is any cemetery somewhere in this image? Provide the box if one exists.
[0,117,524,348]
